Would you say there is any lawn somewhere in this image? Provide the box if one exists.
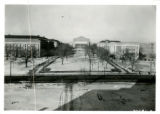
[134,61,155,72]
[115,60,155,73]
[47,56,114,71]
[5,57,48,76]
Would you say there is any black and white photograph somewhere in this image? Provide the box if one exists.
[3,5,156,111]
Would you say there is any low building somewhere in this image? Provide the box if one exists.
[97,40,139,59]
[5,35,60,58]
[73,36,90,56]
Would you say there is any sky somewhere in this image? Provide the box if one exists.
[5,5,156,43]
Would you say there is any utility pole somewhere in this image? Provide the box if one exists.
[9,53,14,83]
[10,59,12,83]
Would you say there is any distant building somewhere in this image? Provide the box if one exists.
[140,43,156,61]
[73,36,90,48]
[73,36,90,56]
[5,35,60,58]
[97,40,140,59]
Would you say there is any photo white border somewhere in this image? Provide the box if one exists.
[0,0,160,114]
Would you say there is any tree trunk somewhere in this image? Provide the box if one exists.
[150,61,152,74]
[25,58,28,68]
[61,58,64,65]
[89,58,92,72]
[98,62,99,71]
[131,64,134,72]
[89,60,91,72]
[106,62,108,69]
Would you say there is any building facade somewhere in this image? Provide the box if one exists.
[73,36,90,56]
[5,35,60,58]
[97,40,140,59]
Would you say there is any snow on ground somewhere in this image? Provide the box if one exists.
[135,61,156,72]
[5,58,48,75]
[116,60,156,73]
[47,56,114,71]
[4,82,135,110]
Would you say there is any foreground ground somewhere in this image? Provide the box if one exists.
[4,82,155,111]
[57,83,155,111]
[4,55,155,111]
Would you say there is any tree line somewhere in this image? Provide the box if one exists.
[84,43,151,73]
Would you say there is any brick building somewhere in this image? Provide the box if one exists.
[5,35,60,58]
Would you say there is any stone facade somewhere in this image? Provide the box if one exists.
[73,36,90,56]
[98,40,140,59]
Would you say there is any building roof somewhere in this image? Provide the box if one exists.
[5,35,60,43]
[48,39,60,43]
[5,35,47,40]
[100,40,120,43]
[73,36,90,42]
[99,40,139,45]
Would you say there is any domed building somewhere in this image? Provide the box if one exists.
[73,36,90,56]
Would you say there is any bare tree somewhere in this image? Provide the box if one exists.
[139,47,146,60]
[24,47,30,68]
[149,53,155,74]
[123,49,137,72]
[93,46,110,73]
[21,45,37,68]
[55,43,74,65]
[84,43,93,72]
[98,47,110,72]
[5,45,10,60]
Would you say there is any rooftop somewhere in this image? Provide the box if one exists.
[5,35,60,43]
[100,40,121,43]
[5,34,47,40]
[73,36,90,42]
